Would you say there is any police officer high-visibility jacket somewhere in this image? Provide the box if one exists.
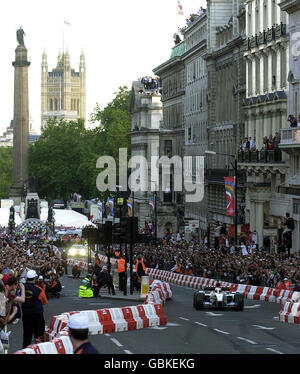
[115,258,125,273]
[78,276,94,298]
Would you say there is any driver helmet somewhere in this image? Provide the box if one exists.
[216,282,221,287]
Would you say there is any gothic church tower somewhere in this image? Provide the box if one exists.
[41,50,86,127]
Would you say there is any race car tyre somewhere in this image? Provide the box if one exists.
[193,292,197,308]
[234,293,244,311]
[194,292,205,310]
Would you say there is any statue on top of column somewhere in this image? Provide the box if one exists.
[16,26,25,46]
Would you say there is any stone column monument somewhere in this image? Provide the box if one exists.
[9,27,30,205]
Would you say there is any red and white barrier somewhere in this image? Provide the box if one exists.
[279,301,300,324]
[145,268,300,306]
[15,303,167,354]
[15,336,74,354]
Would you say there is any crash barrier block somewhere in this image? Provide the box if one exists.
[153,303,167,325]
[14,336,74,354]
[279,302,300,324]
[121,307,137,330]
[129,306,145,329]
[14,348,35,354]
[109,308,128,332]
[45,313,69,341]
[291,292,300,303]
[96,309,115,334]
[134,305,150,328]
[80,310,103,335]
[142,304,160,327]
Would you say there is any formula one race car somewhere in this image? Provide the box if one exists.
[193,283,244,311]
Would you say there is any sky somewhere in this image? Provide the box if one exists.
[0,0,206,135]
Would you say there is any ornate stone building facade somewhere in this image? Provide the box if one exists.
[182,12,208,239]
[41,50,86,127]
[129,80,182,238]
[153,42,186,237]
[204,0,246,244]
[278,0,300,251]
[239,0,290,249]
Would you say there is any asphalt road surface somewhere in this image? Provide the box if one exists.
[7,267,300,355]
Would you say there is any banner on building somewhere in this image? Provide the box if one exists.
[148,196,155,210]
[127,198,133,217]
[108,198,114,217]
[97,201,103,221]
[224,177,235,217]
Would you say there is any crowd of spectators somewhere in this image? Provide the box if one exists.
[239,132,281,152]
[239,113,300,154]
[0,227,64,329]
[131,237,300,288]
[139,76,161,91]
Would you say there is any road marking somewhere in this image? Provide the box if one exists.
[266,348,283,354]
[89,303,111,306]
[205,312,223,316]
[273,317,279,320]
[166,322,181,326]
[150,326,168,330]
[252,325,275,330]
[179,317,190,321]
[111,338,123,347]
[124,350,133,354]
[195,322,208,327]
[237,337,257,345]
[213,328,230,335]
[105,334,111,337]
[244,305,261,309]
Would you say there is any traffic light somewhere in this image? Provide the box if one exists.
[120,217,129,243]
[103,221,112,244]
[128,217,138,244]
[112,222,121,243]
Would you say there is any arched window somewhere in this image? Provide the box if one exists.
[55,98,58,111]
[50,98,53,111]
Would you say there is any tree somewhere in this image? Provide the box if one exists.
[0,147,13,199]
[29,119,86,200]
[29,86,132,202]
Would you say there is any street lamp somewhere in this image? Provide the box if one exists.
[205,150,238,247]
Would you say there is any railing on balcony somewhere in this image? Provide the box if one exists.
[280,128,300,146]
[246,23,286,50]
[238,149,282,163]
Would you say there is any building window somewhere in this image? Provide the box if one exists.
[49,99,53,111]
[55,98,58,111]
[294,91,299,117]
[164,140,172,157]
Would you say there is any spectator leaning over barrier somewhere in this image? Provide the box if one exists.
[67,313,100,354]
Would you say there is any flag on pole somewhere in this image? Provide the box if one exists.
[127,198,133,217]
[148,196,155,210]
[108,198,114,217]
[224,177,235,217]
[64,20,71,26]
[97,201,103,220]
[177,0,183,15]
